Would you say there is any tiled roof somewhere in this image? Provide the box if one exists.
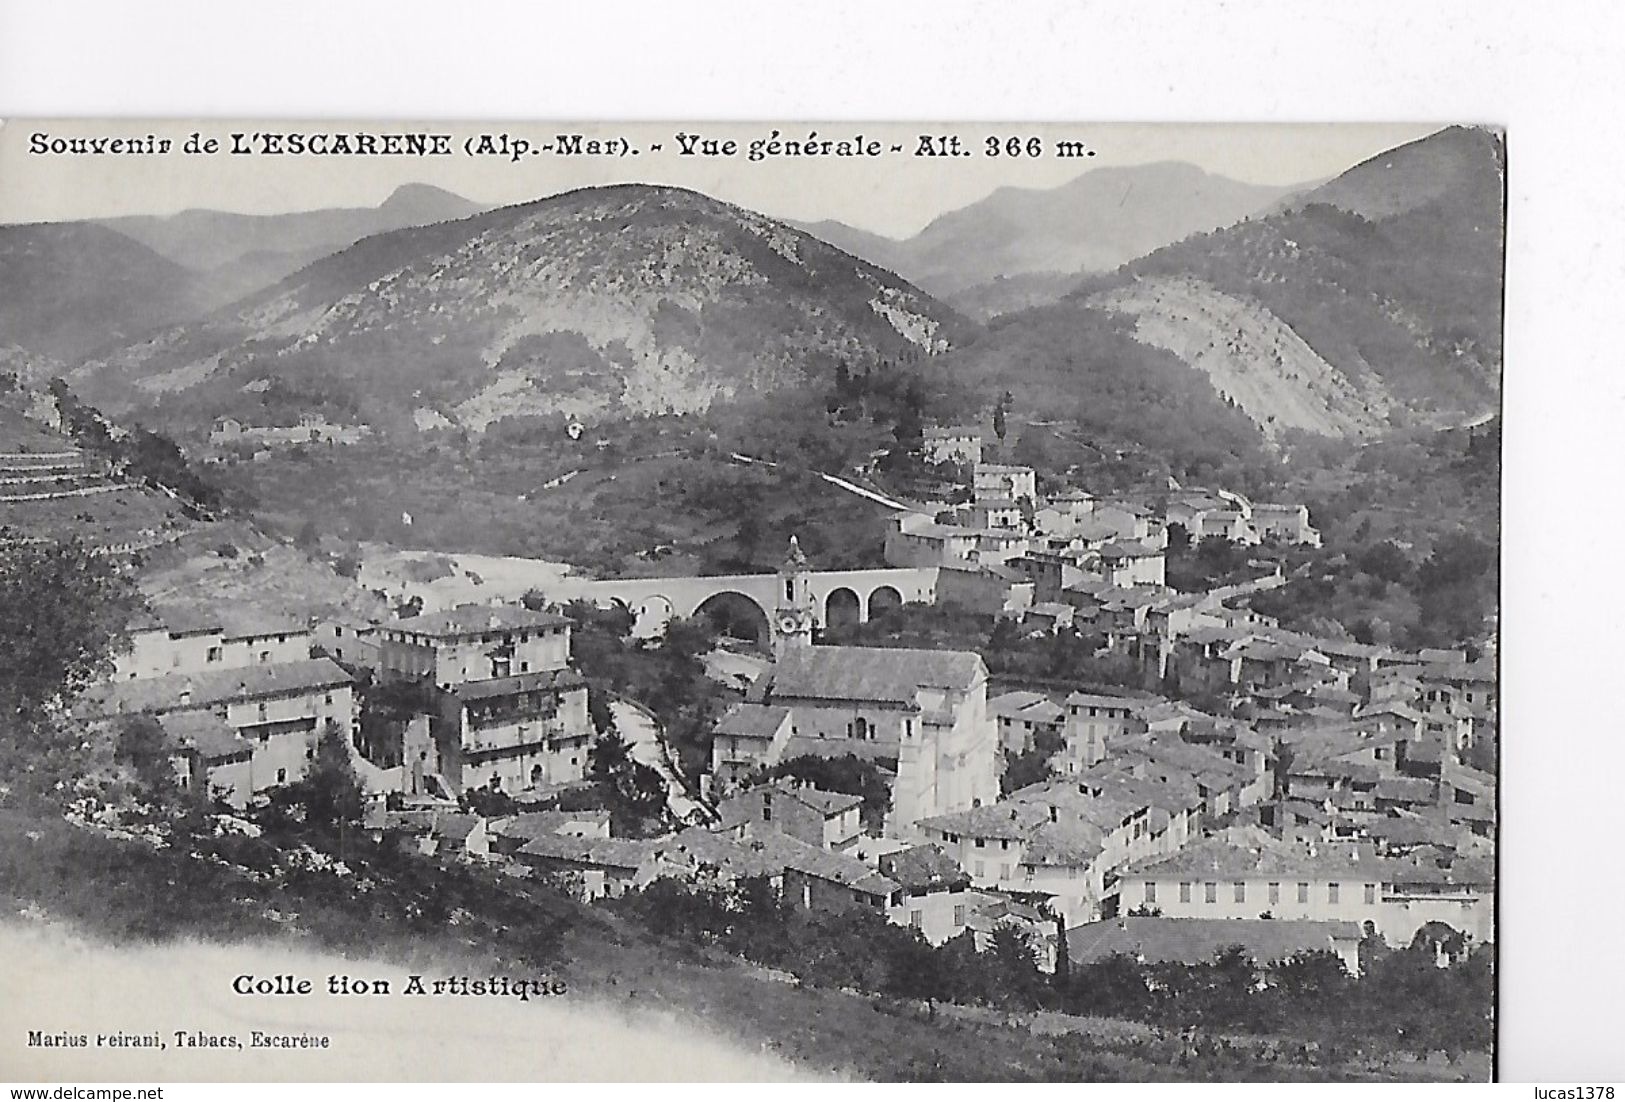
[85,658,355,716]
[784,785,864,815]
[718,780,862,822]
[389,604,570,639]
[518,834,656,870]
[431,813,482,844]
[149,603,309,640]
[880,844,971,892]
[1125,826,1385,881]
[1021,818,1109,866]
[765,645,984,706]
[1067,917,1360,966]
[448,668,585,702]
[663,826,899,895]
[920,801,1050,841]
[158,712,250,761]
[714,703,793,739]
[1065,691,1143,711]
[990,690,1049,714]
[1375,777,1435,802]
[492,809,610,842]
[1099,538,1161,559]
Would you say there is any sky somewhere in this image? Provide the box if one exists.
[0,120,1441,238]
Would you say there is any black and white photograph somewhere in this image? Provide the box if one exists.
[0,116,1504,1083]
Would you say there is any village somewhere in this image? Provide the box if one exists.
[64,413,1496,986]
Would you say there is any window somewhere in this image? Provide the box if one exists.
[206,646,222,663]
[276,768,287,784]
[1297,882,1310,904]
[324,692,333,706]
[953,904,966,927]
[1144,882,1157,904]
[1233,882,1246,903]
[974,861,985,878]
[257,702,268,719]
[999,864,1011,880]
[1204,882,1217,904]
[785,580,794,601]
[1364,883,1376,905]
[1328,882,1341,904]
[762,802,772,822]
[909,910,922,928]
[1268,882,1280,905]
[1000,839,1010,851]
[1180,882,1192,903]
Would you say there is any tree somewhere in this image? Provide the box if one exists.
[0,537,140,799]
[996,391,1015,445]
[0,537,139,717]
[770,753,892,832]
[298,721,364,829]
[114,714,179,795]
[587,730,668,834]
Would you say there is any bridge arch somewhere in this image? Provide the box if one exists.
[693,590,771,649]
[866,584,902,621]
[824,586,861,631]
[630,594,675,638]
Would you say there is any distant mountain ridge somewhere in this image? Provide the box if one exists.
[0,222,212,362]
[98,183,487,308]
[797,162,1307,313]
[928,126,1504,476]
[1105,125,1505,421]
[72,183,967,434]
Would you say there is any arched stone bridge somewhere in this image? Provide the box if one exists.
[538,567,941,639]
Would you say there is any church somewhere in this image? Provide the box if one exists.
[748,538,1001,838]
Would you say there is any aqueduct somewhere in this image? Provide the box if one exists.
[535,566,940,640]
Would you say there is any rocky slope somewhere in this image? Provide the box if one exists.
[1111,126,1505,424]
[1087,275,1390,440]
[73,184,967,433]
[924,127,1503,482]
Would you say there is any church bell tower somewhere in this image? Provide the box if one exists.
[773,535,815,659]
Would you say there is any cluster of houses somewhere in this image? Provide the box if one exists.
[381,538,1490,975]
[81,599,597,810]
[895,434,1318,650]
[74,428,1491,980]
[207,414,372,462]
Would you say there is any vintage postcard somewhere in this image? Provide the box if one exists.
[0,120,1502,1082]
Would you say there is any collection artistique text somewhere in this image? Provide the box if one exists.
[233,973,570,1001]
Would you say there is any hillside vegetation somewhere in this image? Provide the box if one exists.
[72,185,967,436]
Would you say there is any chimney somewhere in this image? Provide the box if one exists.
[178,689,192,706]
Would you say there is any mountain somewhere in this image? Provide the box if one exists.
[72,184,967,433]
[98,183,486,308]
[1094,125,1505,424]
[797,163,1304,309]
[928,127,1505,479]
[0,222,212,363]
